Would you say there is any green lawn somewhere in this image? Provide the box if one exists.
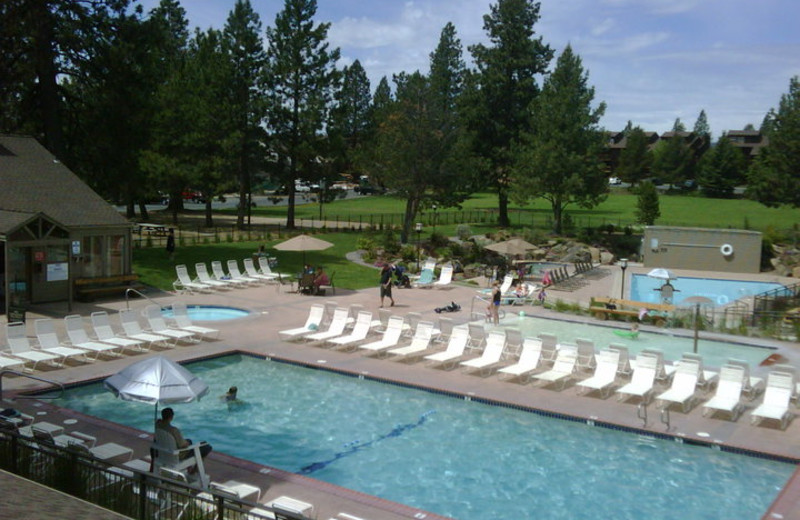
[134,233,380,292]
[231,191,798,234]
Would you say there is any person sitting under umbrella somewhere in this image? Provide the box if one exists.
[156,407,212,460]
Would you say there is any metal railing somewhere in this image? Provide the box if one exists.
[0,431,279,520]
[0,369,64,402]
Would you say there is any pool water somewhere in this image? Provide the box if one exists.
[509,314,773,368]
[161,305,249,321]
[630,275,784,307]
[54,355,793,520]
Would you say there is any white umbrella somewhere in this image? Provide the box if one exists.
[647,268,676,280]
[104,356,209,421]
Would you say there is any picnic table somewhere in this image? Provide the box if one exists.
[133,223,169,236]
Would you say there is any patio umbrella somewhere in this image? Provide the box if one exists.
[646,268,676,280]
[484,238,536,257]
[104,355,209,421]
[273,234,334,265]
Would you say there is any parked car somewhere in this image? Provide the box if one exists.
[608,176,622,186]
[294,182,311,193]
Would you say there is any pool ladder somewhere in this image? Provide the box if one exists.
[637,401,648,427]
[660,406,671,431]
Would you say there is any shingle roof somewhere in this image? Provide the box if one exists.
[0,135,128,233]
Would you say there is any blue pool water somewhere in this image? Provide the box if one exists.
[54,355,793,520]
[509,315,773,368]
[161,305,249,321]
[630,275,783,307]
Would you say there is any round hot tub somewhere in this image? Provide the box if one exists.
[162,305,250,322]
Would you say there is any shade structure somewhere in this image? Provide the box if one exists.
[646,268,676,280]
[104,356,209,420]
[274,234,334,264]
[484,238,537,257]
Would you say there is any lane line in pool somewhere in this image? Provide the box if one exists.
[299,410,437,475]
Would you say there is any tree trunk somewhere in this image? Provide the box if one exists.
[497,189,510,227]
[205,200,213,227]
[32,2,64,159]
[551,199,562,235]
[138,202,149,222]
[286,184,296,229]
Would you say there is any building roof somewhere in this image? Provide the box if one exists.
[0,135,129,233]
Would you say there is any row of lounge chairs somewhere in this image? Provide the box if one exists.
[279,303,796,430]
[174,258,283,294]
[0,303,218,372]
[411,262,454,289]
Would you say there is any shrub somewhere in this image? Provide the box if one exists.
[456,224,472,240]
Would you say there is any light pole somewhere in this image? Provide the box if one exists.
[619,258,628,299]
[432,204,437,236]
[415,222,422,272]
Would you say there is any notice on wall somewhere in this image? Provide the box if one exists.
[47,262,69,282]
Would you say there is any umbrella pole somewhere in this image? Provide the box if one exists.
[693,303,700,354]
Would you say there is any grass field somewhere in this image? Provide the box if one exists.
[229,190,798,234]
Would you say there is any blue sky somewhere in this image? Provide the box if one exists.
[140,0,799,135]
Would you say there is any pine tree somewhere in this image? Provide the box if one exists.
[693,109,711,138]
[467,0,553,227]
[699,135,745,199]
[511,45,607,234]
[329,60,371,178]
[264,0,340,229]
[617,126,653,186]
[635,181,661,225]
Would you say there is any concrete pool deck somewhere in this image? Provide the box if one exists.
[2,264,799,519]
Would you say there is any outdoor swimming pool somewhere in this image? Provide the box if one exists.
[160,305,250,321]
[630,275,784,307]
[54,354,793,520]
[509,314,773,368]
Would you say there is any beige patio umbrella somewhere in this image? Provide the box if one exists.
[484,238,537,257]
[274,234,334,265]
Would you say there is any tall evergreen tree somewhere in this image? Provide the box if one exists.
[467,0,553,227]
[635,181,661,225]
[747,76,800,207]
[617,126,652,186]
[693,109,711,138]
[511,45,607,234]
[329,60,371,178]
[652,133,693,187]
[264,0,340,229]
[698,134,745,198]
[223,0,267,228]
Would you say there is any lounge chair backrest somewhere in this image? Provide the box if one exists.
[34,319,60,349]
[325,308,349,336]
[575,338,596,366]
[482,331,507,362]
[6,322,30,354]
[641,348,670,379]
[423,259,437,271]
[378,308,392,329]
[468,323,486,348]
[119,309,144,336]
[384,316,406,343]
[499,275,514,295]
[444,327,469,355]
[257,256,274,275]
[195,263,213,282]
[170,302,193,328]
[405,312,422,333]
[438,317,454,338]
[227,260,242,277]
[145,305,170,332]
[505,329,523,353]
[409,322,434,348]
[65,315,91,344]
[304,304,325,329]
[538,333,558,358]
[176,265,192,284]
[436,266,453,284]
[243,258,260,277]
[764,372,794,405]
[716,365,745,397]
[351,311,373,337]
[671,359,700,389]
[726,359,751,381]
[211,261,228,280]
[416,268,434,285]
[608,344,631,375]
[595,349,620,378]
[348,304,365,321]
[90,312,117,340]
[552,346,577,373]
[518,338,543,365]
[631,353,658,385]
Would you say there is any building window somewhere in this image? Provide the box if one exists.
[107,235,124,275]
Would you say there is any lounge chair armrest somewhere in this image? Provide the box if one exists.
[69,431,97,447]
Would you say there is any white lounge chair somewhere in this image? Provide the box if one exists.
[173,264,213,294]
[634,348,675,383]
[436,316,454,343]
[0,350,24,371]
[577,348,621,398]
[144,305,198,343]
[152,428,209,488]
[680,352,718,391]
[5,322,61,371]
[65,314,127,358]
[537,333,559,362]
[119,309,174,348]
[433,265,454,289]
[226,259,260,284]
[504,328,523,356]
[608,344,632,377]
[533,345,578,390]
[257,256,285,281]
[195,262,232,290]
[388,321,435,362]
[467,323,486,350]
[305,307,349,342]
[279,304,325,340]
[170,303,220,340]
[359,316,405,356]
[751,371,795,430]
[33,318,90,364]
[656,359,701,412]
[498,337,545,382]
[328,311,374,350]
[87,312,144,353]
[460,330,507,376]
[425,326,470,369]
[702,364,746,420]
[243,257,278,282]
[211,261,248,286]
[617,353,658,403]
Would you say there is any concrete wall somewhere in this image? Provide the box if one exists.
[642,226,762,273]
